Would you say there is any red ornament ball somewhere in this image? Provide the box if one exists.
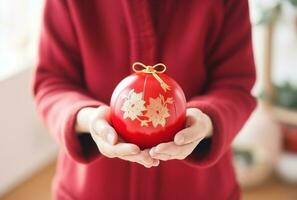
[110,63,187,149]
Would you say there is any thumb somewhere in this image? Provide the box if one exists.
[91,119,118,145]
[89,105,118,145]
[174,109,204,145]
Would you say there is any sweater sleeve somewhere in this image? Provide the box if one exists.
[184,0,257,167]
[32,0,103,163]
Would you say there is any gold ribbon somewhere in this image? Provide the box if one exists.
[132,62,171,92]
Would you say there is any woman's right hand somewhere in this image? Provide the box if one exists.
[76,105,159,168]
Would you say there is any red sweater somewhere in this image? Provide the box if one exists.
[33,0,256,199]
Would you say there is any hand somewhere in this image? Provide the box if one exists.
[76,105,159,168]
[149,108,213,161]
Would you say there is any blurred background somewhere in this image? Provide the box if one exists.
[0,0,297,199]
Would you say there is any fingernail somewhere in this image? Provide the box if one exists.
[107,133,114,144]
[176,136,184,144]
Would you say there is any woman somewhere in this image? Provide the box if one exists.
[33,0,256,199]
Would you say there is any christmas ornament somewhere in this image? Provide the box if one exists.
[110,62,186,149]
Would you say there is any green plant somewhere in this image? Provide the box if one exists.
[289,0,297,6]
[274,83,297,109]
[257,0,297,25]
[258,82,297,110]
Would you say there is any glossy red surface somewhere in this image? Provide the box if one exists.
[110,72,186,149]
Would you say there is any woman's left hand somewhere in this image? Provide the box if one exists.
[149,108,213,161]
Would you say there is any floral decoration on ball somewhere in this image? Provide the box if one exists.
[121,89,173,128]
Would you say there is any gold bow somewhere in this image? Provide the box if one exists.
[132,62,171,92]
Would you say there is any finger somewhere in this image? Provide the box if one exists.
[152,159,160,166]
[90,119,118,145]
[150,151,171,161]
[120,149,157,166]
[141,149,157,165]
[91,124,141,157]
[174,110,211,145]
[174,126,205,145]
[89,106,142,157]
[185,108,203,126]
[89,105,116,144]
[150,142,178,158]
[140,158,160,168]
[113,143,141,156]
[143,160,160,168]
[150,140,200,160]
[95,105,112,122]
[141,152,160,167]
[97,139,141,157]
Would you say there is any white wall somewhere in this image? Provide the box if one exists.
[0,68,57,196]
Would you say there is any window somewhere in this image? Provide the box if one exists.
[0,0,44,80]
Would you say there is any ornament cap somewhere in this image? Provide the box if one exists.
[132,62,170,92]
